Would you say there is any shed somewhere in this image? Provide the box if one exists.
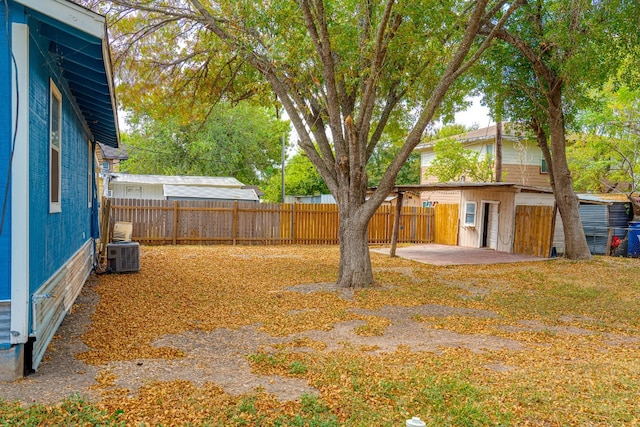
[107,173,250,201]
[398,183,562,258]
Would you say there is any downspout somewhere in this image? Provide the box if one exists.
[30,293,55,338]
[90,139,100,268]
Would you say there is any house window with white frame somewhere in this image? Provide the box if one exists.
[50,80,62,213]
[541,157,548,174]
[464,201,477,227]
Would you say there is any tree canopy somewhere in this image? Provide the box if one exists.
[426,138,494,183]
[474,0,640,259]
[89,0,522,287]
[121,103,289,186]
[263,152,330,202]
[569,84,640,217]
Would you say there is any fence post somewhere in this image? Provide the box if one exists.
[172,201,179,245]
[291,203,296,244]
[233,201,238,245]
[606,227,613,256]
[390,192,404,257]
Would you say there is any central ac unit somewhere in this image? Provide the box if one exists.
[107,242,140,273]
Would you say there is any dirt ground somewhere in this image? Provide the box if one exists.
[1,268,633,408]
[0,276,523,406]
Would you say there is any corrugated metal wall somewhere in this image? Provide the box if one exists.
[580,204,609,255]
[609,202,633,237]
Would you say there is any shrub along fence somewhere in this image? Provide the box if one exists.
[107,198,435,246]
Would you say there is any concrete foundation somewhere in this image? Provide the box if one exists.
[0,344,24,381]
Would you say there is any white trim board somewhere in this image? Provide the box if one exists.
[11,23,30,344]
[15,0,106,40]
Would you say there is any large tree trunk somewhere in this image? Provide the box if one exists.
[546,87,592,260]
[337,207,374,288]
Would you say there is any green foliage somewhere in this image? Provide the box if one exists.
[263,152,330,202]
[289,360,309,375]
[367,111,421,186]
[433,124,470,140]
[368,148,421,187]
[478,0,640,132]
[92,0,509,197]
[121,103,288,186]
[569,84,640,214]
[426,138,494,183]
[88,0,523,286]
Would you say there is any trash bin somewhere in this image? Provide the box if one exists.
[628,222,640,257]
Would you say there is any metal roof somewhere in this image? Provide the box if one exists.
[163,185,259,202]
[109,173,245,188]
[17,0,119,147]
[97,142,128,160]
[577,193,633,204]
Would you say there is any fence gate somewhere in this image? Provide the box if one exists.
[513,205,554,257]
[434,203,459,245]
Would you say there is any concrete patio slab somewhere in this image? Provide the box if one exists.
[372,244,551,266]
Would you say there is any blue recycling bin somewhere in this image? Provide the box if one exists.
[628,222,640,257]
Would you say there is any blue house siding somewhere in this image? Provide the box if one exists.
[27,17,93,298]
[0,1,12,300]
[0,0,118,380]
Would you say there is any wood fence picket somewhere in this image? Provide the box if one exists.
[108,198,434,246]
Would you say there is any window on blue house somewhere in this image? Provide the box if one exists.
[50,80,62,213]
[541,157,548,174]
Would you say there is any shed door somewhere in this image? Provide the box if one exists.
[486,203,499,250]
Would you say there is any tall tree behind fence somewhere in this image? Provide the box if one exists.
[108,198,434,245]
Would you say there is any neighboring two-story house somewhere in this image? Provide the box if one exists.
[413,124,561,257]
[97,142,128,198]
[417,123,551,189]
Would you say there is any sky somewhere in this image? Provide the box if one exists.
[454,96,493,129]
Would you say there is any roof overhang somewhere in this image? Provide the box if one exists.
[17,0,120,147]
[383,183,554,194]
[163,185,260,202]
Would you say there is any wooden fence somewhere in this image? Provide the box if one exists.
[434,203,459,245]
[108,198,435,246]
[513,205,554,257]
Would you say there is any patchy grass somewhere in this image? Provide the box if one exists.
[0,394,125,426]
[2,245,640,426]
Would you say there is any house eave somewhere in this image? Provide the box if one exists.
[386,182,553,194]
[17,0,120,148]
[15,0,105,39]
